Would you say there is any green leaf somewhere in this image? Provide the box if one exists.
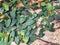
[30,29,36,36]
[5,26,16,33]
[10,31,15,38]
[4,38,8,45]
[31,3,38,9]
[22,36,29,43]
[0,39,4,45]
[17,25,22,30]
[5,19,11,27]
[15,36,20,44]
[11,19,17,26]
[54,15,60,20]
[8,38,14,44]
[20,30,25,36]
[30,35,37,42]
[0,8,4,14]
[11,26,16,31]
[12,0,16,3]
[39,29,45,37]
[25,18,34,26]
[27,26,31,31]
[0,19,3,22]
[10,9,16,18]
[22,18,34,29]
[3,2,9,11]
[0,33,4,38]
[19,15,26,24]
[46,3,52,10]
[22,24,27,29]
[0,23,3,31]
[16,0,21,3]
[22,19,34,29]
[41,2,46,6]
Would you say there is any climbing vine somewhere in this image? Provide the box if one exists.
[0,0,60,45]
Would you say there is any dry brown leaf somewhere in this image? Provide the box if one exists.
[0,13,5,19]
[16,1,24,8]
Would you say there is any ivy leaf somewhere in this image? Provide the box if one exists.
[4,33,8,38]
[41,2,46,6]
[4,38,9,45]
[27,26,31,31]
[22,36,29,43]
[5,19,11,27]
[0,23,3,31]
[3,2,9,11]
[22,24,27,29]
[12,0,16,3]
[39,29,45,37]
[0,33,4,38]
[20,30,25,36]
[30,35,37,42]
[17,25,22,30]
[22,18,34,29]
[10,31,15,38]
[8,38,14,44]
[31,3,38,9]
[11,19,17,26]
[16,0,21,3]
[11,26,16,31]
[46,3,52,10]
[0,19,3,22]
[54,15,60,20]
[0,8,4,14]
[10,9,16,18]
[0,39,4,45]
[25,19,34,26]
[19,15,26,24]
[15,36,20,44]
[5,26,16,33]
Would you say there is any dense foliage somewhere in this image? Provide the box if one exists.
[0,0,60,45]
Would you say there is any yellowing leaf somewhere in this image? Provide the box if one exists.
[22,36,29,43]
[0,13,5,19]
[4,33,8,38]
[20,30,25,36]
